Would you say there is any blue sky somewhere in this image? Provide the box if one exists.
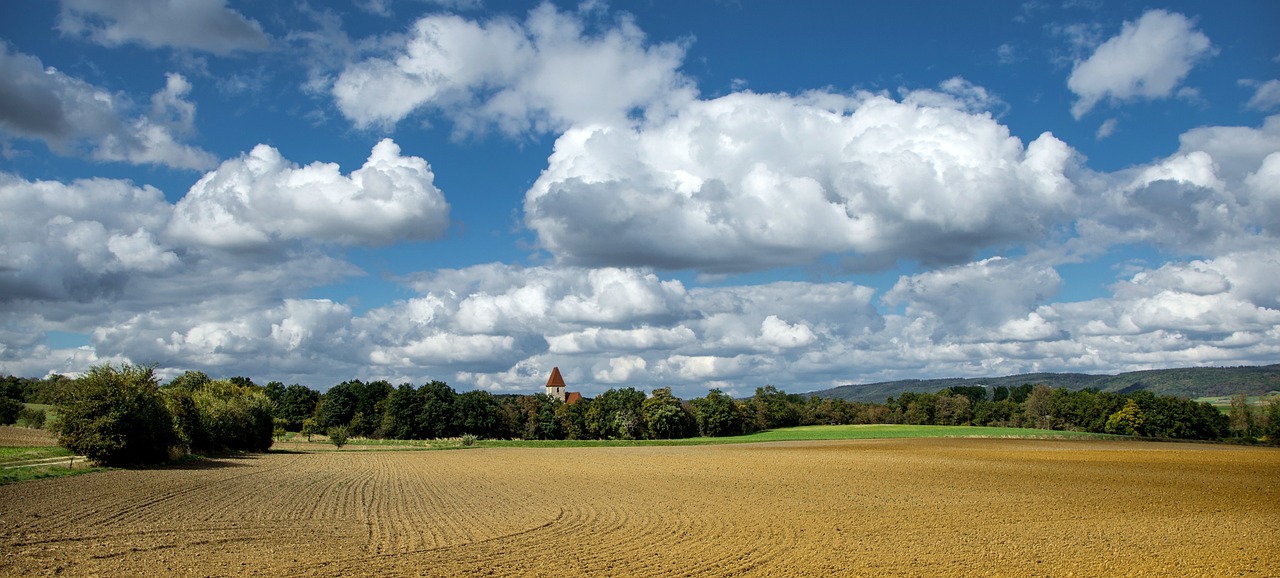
[1,0,1278,397]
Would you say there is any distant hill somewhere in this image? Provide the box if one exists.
[808,364,1280,403]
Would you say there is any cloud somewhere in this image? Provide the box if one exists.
[0,172,177,304]
[0,45,216,169]
[1075,114,1280,252]
[1243,79,1280,111]
[168,139,450,249]
[1068,10,1213,118]
[331,3,695,135]
[56,0,271,54]
[1095,118,1118,140]
[525,89,1076,273]
[883,257,1063,342]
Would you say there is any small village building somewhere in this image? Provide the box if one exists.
[544,367,581,404]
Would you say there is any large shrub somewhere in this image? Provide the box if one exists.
[191,380,275,452]
[54,364,176,466]
[0,397,23,425]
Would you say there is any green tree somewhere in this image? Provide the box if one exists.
[934,393,972,426]
[691,389,745,437]
[328,424,350,448]
[584,388,645,439]
[0,396,22,425]
[166,370,211,392]
[641,387,691,439]
[750,385,801,430]
[1262,396,1280,446]
[417,380,457,439]
[378,383,422,440]
[455,389,501,438]
[1105,399,1145,436]
[276,384,320,431]
[1023,385,1055,429]
[191,379,275,452]
[1229,393,1256,438]
[54,363,176,466]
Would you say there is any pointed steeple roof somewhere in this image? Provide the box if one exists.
[545,366,566,388]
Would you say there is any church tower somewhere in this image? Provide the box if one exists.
[544,366,567,402]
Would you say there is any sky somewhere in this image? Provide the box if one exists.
[1,0,1278,398]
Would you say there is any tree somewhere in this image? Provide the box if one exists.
[750,386,801,430]
[54,363,176,466]
[190,379,275,452]
[0,396,22,425]
[1023,385,1055,429]
[934,393,972,426]
[584,388,645,439]
[417,380,457,439]
[641,387,691,440]
[276,384,320,431]
[328,424,350,448]
[377,383,422,440]
[1229,393,1256,438]
[1105,399,1145,436]
[455,390,501,438]
[1262,396,1280,446]
[691,389,744,437]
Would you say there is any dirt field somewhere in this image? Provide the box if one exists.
[0,438,1276,577]
[0,425,58,447]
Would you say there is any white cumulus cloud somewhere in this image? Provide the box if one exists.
[1068,9,1213,119]
[331,3,695,135]
[525,89,1076,273]
[168,139,450,248]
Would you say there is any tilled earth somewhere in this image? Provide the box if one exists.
[0,438,1276,577]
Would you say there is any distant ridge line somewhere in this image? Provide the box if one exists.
[807,364,1280,403]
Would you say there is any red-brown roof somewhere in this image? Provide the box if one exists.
[565,391,583,405]
[545,367,566,388]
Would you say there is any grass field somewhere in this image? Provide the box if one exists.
[1195,392,1280,413]
[290,423,1113,451]
[1,437,1276,577]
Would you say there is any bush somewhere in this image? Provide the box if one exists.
[0,397,22,425]
[460,433,478,446]
[328,425,350,448]
[17,407,46,429]
[54,364,176,466]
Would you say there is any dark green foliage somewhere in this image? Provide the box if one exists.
[54,364,176,466]
[164,387,207,450]
[1263,397,1280,446]
[584,388,645,439]
[317,379,392,436]
[377,383,423,440]
[641,387,693,439]
[750,385,801,430]
[417,380,458,439]
[18,407,47,429]
[691,389,745,437]
[275,384,319,431]
[0,397,22,425]
[455,390,501,438]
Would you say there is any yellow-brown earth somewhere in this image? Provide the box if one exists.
[1,438,1276,577]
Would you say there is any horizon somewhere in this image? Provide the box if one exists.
[2,1,1278,399]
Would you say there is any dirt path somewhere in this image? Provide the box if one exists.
[0,438,1276,577]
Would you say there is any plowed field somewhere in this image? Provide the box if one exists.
[1,439,1276,577]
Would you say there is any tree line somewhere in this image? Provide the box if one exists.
[3,366,1277,466]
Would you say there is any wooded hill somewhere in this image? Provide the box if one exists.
[809,364,1280,403]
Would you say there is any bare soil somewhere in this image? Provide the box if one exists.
[0,425,57,447]
[0,438,1276,577]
